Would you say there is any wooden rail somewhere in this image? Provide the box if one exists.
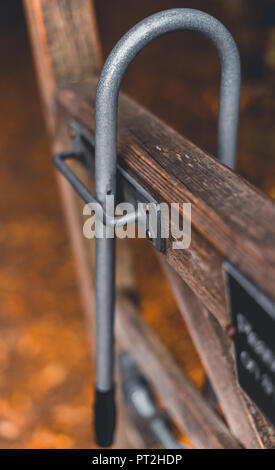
[24,0,275,448]
[56,79,275,328]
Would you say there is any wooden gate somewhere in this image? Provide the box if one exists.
[24,0,275,449]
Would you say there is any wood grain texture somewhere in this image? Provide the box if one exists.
[159,259,275,449]
[23,0,102,132]
[25,0,102,85]
[24,0,275,449]
[56,79,275,327]
[24,1,142,449]
[116,295,240,449]
[23,0,56,131]
[39,0,102,85]
[23,0,102,341]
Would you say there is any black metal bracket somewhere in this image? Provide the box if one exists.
[223,261,275,428]
[53,121,166,253]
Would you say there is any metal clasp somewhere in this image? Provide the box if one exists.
[54,120,166,251]
[54,8,241,447]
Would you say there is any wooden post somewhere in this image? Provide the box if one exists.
[23,0,138,449]
[24,1,275,448]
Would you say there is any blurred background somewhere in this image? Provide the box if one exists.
[0,0,274,448]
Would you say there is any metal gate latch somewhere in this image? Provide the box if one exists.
[54,8,241,447]
[54,120,166,253]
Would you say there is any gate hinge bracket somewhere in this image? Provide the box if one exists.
[53,121,166,253]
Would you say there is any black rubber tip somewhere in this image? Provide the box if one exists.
[94,388,116,447]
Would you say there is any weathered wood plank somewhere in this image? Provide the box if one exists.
[116,294,240,449]
[159,259,275,449]
[24,0,102,87]
[24,1,144,449]
[38,0,102,85]
[23,0,101,330]
[25,1,275,449]
[23,0,102,131]
[56,79,275,327]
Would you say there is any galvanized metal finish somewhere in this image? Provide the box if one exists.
[94,8,241,394]
[53,121,163,231]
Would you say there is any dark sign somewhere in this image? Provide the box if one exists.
[223,262,275,428]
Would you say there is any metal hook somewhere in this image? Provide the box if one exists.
[94,8,241,446]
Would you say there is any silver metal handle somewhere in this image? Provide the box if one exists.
[94,8,241,446]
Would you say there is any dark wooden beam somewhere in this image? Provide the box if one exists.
[56,78,275,327]
[25,1,275,449]
[23,0,102,132]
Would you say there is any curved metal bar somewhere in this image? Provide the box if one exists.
[94,8,241,446]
